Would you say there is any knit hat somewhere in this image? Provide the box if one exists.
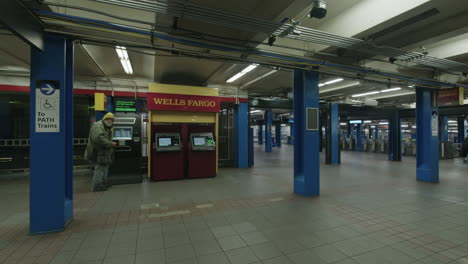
[102,112,115,120]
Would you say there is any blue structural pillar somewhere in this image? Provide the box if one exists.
[265,110,272,152]
[248,127,254,167]
[257,124,263,145]
[388,111,402,161]
[416,87,439,183]
[293,69,320,197]
[374,126,379,139]
[326,103,340,164]
[356,124,362,152]
[235,102,249,168]
[275,123,282,147]
[30,34,74,234]
[439,116,448,142]
[458,117,466,143]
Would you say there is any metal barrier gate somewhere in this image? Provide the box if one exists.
[218,103,235,167]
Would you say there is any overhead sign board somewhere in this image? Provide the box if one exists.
[436,87,464,107]
[35,80,60,132]
[349,120,362,124]
[115,100,136,112]
[147,93,220,112]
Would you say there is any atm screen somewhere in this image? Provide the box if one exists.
[113,127,133,140]
[158,137,172,147]
[193,137,206,146]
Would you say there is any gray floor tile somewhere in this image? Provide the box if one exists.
[333,240,368,257]
[103,254,136,264]
[261,256,294,264]
[135,249,165,264]
[287,250,326,264]
[241,232,269,246]
[311,245,348,263]
[226,247,260,264]
[192,238,222,256]
[197,252,230,264]
[211,225,237,238]
[166,244,196,263]
[249,242,283,260]
[218,235,247,251]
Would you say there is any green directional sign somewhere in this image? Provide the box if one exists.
[115,100,136,112]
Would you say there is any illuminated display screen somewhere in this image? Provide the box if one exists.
[115,100,136,112]
[158,137,172,147]
[349,120,362,124]
[193,137,206,146]
[113,127,132,140]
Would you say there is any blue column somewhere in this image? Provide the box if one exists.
[265,110,272,152]
[275,123,282,147]
[293,69,320,197]
[389,111,402,161]
[356,124,362,152]
[374,126,379,140]
[257,124,263,145]
[416,87,439,183]
[439,116,448,142]
[329,103,339,164]
[458,117,466,143]
[248,127,254,167]
[235,102,249,168]
[30,34,74,234]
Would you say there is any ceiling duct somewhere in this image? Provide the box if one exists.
[367,8,441,41]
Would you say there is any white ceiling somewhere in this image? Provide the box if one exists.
[0,0,467,106]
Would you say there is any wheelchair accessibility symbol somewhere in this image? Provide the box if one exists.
[40,98,55,110]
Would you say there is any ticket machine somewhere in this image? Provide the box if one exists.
[151,125,185,181]
[109,113,143,184]
[187,124,216,178]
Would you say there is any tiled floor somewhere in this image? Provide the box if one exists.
[1,145,468,264]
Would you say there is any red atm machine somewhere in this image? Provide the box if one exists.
[151,124,185,181]
[187,124,216,178]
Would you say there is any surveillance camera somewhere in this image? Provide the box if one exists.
[308,0,327,19]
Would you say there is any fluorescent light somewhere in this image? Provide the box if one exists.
[381,87,401,93]
[324,78,344,85]
[226,64,258,83]
[379,122,389,125]
[115,46,133,74]
[371,91,414,100]
[448,120,457,123]
[363,120,372,123]
[371,125,375,128]
[320,81,360,94]
[340,123,347,126]
[241,70,277,89]
[401,124,408,128]
[319,83,326,87]
[250,110,263,113]
[352,91,380,97]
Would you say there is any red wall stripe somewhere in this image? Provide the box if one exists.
[0,84,249,103]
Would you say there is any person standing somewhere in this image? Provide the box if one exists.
[85,113,117,191]
[461,136,468,163]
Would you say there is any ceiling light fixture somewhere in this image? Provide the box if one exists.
[379,122,389,125]
[363,120,372,123]
[381,87,401,93]
[240,70,277,89]
[371,91,414,100]
[115,46,133,74]
[351,91,380,97]
[226,64,258,83]
[324,78,344,85]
